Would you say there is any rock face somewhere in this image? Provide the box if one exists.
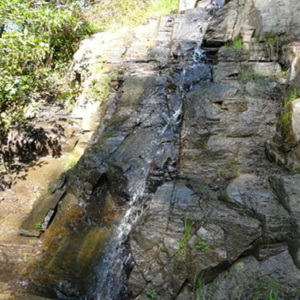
[201,251,300,300]
[204,0,300,45]
[19,1,300,300]
[127,0,300,299]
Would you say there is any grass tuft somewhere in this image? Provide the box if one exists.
[225,36,243,51]
[196,236,210,252]
[177,219,193,257]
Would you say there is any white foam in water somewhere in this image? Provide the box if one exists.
[192,42,205,62]
[86,102,182,300]
[87,2,216,299]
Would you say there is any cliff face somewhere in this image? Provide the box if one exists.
[127,1,300,299]
[12,1,300,300]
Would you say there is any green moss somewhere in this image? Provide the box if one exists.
[281,110,292,136]
[279,89,299,137]
[235,262,245,270]
[87,69,119,103]
[47,186,52,194]
[284,88,298,107]
[64,154,79,170]
[274,70,287,80]
[238,70,263,84]
[217,168,223,179]
[217,160,241,180]
[194,137,209,152]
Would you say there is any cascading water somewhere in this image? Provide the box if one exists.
[86,104,183,300]
[80,2,220,299]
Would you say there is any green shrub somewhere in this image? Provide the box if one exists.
[144,0,179,17]
[0,0,91,146]
[0,0,178,169]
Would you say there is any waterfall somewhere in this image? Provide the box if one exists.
[53,2,220,299]
[86,99,183,300]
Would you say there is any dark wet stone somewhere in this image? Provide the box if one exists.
[172,64,212,89]
[19,188,66,237]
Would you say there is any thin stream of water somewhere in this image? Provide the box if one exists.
[87,101,183,300]
[82,2,222,299]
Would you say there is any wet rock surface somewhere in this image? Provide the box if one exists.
[4,0,300,300]
[127,1,300,299]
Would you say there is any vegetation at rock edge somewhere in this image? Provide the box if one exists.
[0,0,178,171]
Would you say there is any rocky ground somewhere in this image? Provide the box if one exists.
[1,0,300,299]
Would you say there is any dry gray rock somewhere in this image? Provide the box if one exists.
[204,0,300,45]
[202,251,300,300]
